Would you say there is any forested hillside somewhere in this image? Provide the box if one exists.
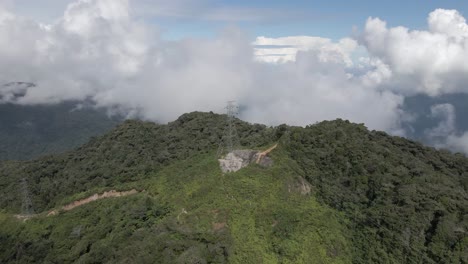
[0,112,275,213]
[285,120,468,263]
[0,112,466,263]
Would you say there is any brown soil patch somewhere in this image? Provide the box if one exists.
[212,222,227,231]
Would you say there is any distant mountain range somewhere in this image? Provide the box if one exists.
[0,101,122,160]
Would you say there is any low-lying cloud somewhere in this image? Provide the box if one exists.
[422,103,468,154]
[1,0,468,152]
[253,36,357,65]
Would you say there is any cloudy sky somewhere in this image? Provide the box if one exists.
[1,0,468,152]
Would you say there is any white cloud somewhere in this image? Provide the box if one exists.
[446,132,468,154]
[0,0,152,104]
[423,103,468,155]
[428,9,468,39]
[244,47,404,131]
[0,0,75,23]
[62,0,130,35]
[0,3,13,23]
[425,103,456,138]
[362,9,468,96]
[3,1,468,153]
[4,1,468,143]
[253,36,358,65]
[0,0,406,133]
[357,57,392,88]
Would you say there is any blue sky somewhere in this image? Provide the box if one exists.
[7,0,468,40]
[145,0,468,40]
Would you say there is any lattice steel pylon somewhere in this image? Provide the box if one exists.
[20,178,34,215]
[217,101,241,157]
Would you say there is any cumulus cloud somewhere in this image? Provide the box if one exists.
[0,0,151,104]
[357,8,468,153]
[3,0,468,146]
[243,50,404,131]
[362,9,468,96]
[428,9,468,39]
[1,1,467,153]
[0,0,407,133]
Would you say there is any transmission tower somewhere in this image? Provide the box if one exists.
[217,101,241,157]
[20,178,34,215]
[70,225,83,238]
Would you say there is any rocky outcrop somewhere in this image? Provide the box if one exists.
[218,150,257,173]
[288,177,312,195]
[218,149,274,173]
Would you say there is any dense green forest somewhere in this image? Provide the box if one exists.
[0,112,466,263]
[0,102,121,160]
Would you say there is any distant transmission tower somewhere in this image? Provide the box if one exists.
[20,178,34,215]
[217,101,241,157]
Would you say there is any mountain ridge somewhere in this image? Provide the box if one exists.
[0,112,466,263]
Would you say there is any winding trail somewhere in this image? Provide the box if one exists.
[47,189,140,216]
[14,189,140,220]
[256,143,278,164]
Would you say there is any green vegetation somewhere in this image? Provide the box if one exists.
[0,112,466,263]
[147,150,351,263]
[0,150,350,263]
[0,112,275,213]
[285,120,468,263]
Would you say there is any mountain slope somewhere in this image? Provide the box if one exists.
[285,120,468,263]
[0,112,276,213]
[0,112,467,263]
[0,150,351,263]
